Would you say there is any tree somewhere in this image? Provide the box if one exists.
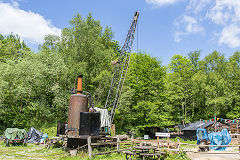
[0,51,68,129]
[40,13,116,107]
[167,54,193,123]
[0,13,117,131]
[199,51,227,118]
[226,52,240,119]
[0,34,30,62]
[114,52,171,135]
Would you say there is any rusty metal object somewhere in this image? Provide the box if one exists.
[79,112,100,135]
[76,75,83,94]
[67,94,88,136]
[57,122,67,136]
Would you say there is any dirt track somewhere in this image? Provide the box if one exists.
[187,152,240,160]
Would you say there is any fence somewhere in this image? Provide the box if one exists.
[86,135,240,158]
[87,135,133,158]
[175,139,240,154]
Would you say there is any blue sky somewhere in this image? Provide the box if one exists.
[0,0,240,65]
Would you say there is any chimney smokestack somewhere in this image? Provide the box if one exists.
[76,75,83,94]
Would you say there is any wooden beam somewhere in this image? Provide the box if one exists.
[117,135,120,152]
[87,136,92,159]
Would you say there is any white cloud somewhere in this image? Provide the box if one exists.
[175,0,240,48]
[146,0,181,7]
[174,15,204,42]
[0,2,61,44]
[186,0,213,14]
[219,25,240,48]
[206,0,240,25]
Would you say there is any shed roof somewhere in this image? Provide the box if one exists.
[177,123,191,130]
[182,121,214,131]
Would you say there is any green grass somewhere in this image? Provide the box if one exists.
[165,150,190,160]
[0,141,66,160]
[0,140,125,160]
[0,137,194,160]
[59,153,125,160]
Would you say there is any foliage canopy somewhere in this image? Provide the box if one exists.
[0,13,239,135]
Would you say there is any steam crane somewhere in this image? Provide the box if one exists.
[105,11,139,125]
[56,11,139,148]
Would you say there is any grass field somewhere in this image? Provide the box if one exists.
[0,140,190,160]
[0,141,127,160]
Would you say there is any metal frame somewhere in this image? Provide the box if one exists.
[104,11,139,125]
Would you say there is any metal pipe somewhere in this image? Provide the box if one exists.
[82,91,94,111]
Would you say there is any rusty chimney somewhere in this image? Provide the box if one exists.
[67,74,88,136]
[76,75,83,94]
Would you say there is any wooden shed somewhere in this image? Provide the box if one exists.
[182,121,215,140]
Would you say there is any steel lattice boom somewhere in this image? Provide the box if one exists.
[105,11,139,124]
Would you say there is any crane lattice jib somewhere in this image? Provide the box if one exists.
[105,11,139,124]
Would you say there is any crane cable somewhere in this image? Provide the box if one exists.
[136,20,139,84]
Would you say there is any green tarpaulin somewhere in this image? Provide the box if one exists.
[4,128,27,140]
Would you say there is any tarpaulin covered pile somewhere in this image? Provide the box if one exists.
[4,128,27,140]
[208,128,231,151]
[26,127,44,143]
[196,128,208,144]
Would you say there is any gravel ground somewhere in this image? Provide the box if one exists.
[187,150,240,160]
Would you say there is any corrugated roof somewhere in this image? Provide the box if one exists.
[182,121,215,131]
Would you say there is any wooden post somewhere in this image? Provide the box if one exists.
[167,137,170,149]
[157,136,159,149]
[237,124,239,134]
[131,131,134,148]
[200,119,202,129]
[182,119,185,127]
[87,136,92,159]
[215,117,217,132]
[111,124,116,136]
[237,124,239,140]
[177,139,180,151]
[117,135,120,152]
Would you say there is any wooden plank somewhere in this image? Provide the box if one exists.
[198,144,240,147]
[180,143,240,147]
[92,149,130,156]
[87,136,92,159]
[91,141,131,146]
[139,152,166,156]
[91,142,117,146]
[230,134,240,136]
[117,135,120,152]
